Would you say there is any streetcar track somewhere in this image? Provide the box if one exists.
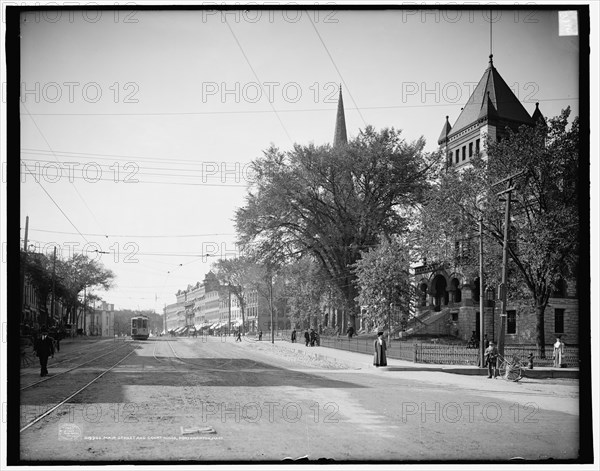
[165,338,292,372]
[20,347,138,433]
[20,342,133,390]
[21,340,128,375]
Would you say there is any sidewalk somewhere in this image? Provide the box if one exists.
[249,337,579,379]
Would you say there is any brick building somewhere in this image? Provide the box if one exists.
[410,55,579,346]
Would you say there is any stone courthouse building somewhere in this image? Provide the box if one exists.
[410,55,579,346]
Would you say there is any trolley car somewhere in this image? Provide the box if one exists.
[131,315,149,340]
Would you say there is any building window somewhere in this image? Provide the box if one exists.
[462,146,466,160]
[455,151,459,164]
[469,142,473,157]
[552,279,567,298]
[419,283,427,307]
[451,312,458,322]
[475,139,480,155]
[507,310,516,334]
[554,308,564,334]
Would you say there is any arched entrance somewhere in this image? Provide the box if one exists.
[451,278,462,303]
[432,274,449,312]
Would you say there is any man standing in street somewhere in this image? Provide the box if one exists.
[484,341,499,379]
[34,327,55,377]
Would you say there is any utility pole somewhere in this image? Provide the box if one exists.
[228,284,232,337]
[492,170,524,357]
[83,286,87,335]
[51,246,57,327]
[388,302,393,345]
[479,216,485,367]
[21,216,29,324]
[269,272,274,344]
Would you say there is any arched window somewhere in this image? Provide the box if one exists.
[432,275,448,312]
[419,283,428,307]
[451,278,462,303]
[552,278,568,298]
[485,286,495,307]
[473,277,481,303]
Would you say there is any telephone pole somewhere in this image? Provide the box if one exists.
[51,246,57,326]
[228,284,232,337]
[21,216,29,323]
[269,273,274,344]
[492,170,524,357]
[479,216,485,367]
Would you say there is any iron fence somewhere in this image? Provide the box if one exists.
[316,336,579,367]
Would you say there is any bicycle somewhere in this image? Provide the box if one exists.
[497,353,524,382]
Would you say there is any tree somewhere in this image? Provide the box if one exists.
[212,256,254,334]
[353,236,414,341]
[236,126,436,329]
[281,257,328,330]
[21,251,53,311]
[414,109,580,356]
[55,253,115,328]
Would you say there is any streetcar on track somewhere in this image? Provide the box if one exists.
[131,315,149,340]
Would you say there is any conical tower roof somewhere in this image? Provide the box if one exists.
[437,116,452,145]
[449,55,533,137]
[333,85,347,147]
[531,102,546,126]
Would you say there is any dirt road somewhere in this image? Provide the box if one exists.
[18,336,579,462]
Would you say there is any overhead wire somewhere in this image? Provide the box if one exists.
[223,16,294,146]
[18,96,578,116]
[306,12,366,127]
[20,102,108,239]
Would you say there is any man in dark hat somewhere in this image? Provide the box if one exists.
[373,331,387,367]
[484,341,499,379]
[34,327,55,377]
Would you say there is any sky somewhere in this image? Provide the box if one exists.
[11,4,587,312]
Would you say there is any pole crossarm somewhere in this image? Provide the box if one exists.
[490,169,525,188]
[495,186,517,196]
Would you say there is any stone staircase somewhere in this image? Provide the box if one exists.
[403,308,452,337]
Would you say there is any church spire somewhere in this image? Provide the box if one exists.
[333,85,347,148]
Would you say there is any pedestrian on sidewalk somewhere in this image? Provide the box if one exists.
[34,327,55,377]
[309,329,316,347]
[291,329,297,343]
[236,331,242,342]
[347,325,355,339]
[304,329,310,347]
[373,331,387,367]
[484,341,499,378]
[553,336,565,367]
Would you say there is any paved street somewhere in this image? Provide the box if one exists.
[19,336,579,462]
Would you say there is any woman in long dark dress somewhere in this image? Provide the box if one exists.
[373,331,387,367]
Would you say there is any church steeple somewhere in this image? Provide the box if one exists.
[333,85,347,148]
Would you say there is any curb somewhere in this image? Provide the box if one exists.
[234,338,579,379]
[272,341,579,379]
